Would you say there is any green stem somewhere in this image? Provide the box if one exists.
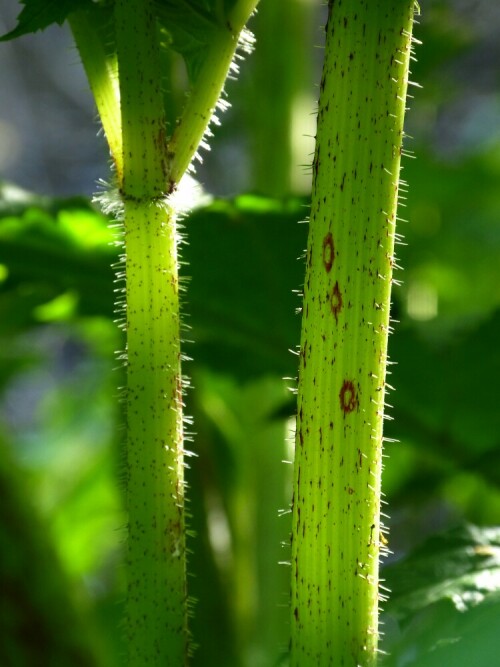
[167,0,259,188]
[69,10,122,180]
[249,0,311,196]
[114,0,187,664]
[228,0,259,34]
[291,2,416,666]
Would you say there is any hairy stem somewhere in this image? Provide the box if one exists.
[69,10,122,180]
[291,2,416,666]
[114,0,187,664]
[167,0,259,188]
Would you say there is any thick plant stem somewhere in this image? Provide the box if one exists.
[114,0,187,665]
[124,200,185,666]
[291,2,416,666]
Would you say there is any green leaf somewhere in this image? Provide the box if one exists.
[185,196,305,377]
[155,0,239,82]
[155,0,218,82]
[0,0,93,41]
[384,525,500,619]
[0,184,115,328]
[381,525,500,666]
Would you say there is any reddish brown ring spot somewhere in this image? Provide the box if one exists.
[330,281,343,322]
[340,380,358,415]
[323,232,335,272]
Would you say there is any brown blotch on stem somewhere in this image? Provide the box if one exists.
[323,232,335,272]
[339,380,358,415]
[330,281,343,322]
